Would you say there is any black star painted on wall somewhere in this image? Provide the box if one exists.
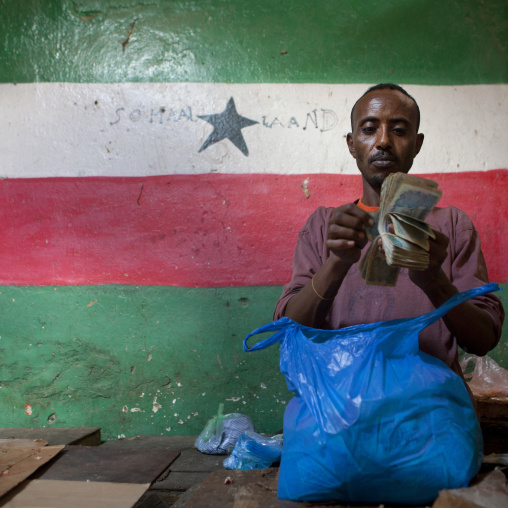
[198,97,258,156]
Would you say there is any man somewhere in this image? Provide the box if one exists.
[274,83,504,384]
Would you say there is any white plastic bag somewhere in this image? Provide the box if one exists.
[460,354,508,398]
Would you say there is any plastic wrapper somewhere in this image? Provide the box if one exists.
[194,403,255,455]
[432,468,508,508]
[460,353,508,398]
[223,431,283,470]
[244,283,501,505]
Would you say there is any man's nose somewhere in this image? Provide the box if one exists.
[376,126,392,150]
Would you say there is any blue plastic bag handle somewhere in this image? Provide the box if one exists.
[244,282,501,352]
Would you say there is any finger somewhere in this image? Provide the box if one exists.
[328,223,366,242]
[326,238,357,251]
[330,204,374,230]
[328,226,369,251]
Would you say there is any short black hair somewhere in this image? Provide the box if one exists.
[350,83,420,132]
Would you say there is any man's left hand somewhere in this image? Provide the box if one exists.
[408,229,449,290]
[376,227,450,290]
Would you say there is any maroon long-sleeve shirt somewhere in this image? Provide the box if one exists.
[274,205,504,381]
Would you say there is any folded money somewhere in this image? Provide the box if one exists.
[361,173,442,286]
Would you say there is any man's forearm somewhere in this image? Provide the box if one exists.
[422,270,497,356]
[284,255,352,328]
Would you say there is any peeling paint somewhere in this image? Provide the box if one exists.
[0,285,293,437]
[152,397,162,413]
[301,178,310,198]
[147,354,152,362]
[260,382,267,389]
[86,299,97,307]
[24,403,32,416]
[227,397,241,402]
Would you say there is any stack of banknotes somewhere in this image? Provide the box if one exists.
[360,173,442,286]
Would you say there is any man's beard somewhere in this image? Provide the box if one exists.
[369,173,388,191]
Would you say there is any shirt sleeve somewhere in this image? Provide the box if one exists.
[273,207,331,320]
[446,207,505,350]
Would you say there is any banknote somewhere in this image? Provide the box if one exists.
[388,214,430,251]
[361,172,441,286]
[360,241,400,286]
[387,212,436,239]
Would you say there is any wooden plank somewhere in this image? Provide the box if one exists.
[168,449,224,473]
[151,471,210,491]
[101,435,197,450]
[179,469,434,508]
[1,480,150,508]
[133,490,183,508]
[0,440,64,499]
[476,398,508,454]
[37,446,180,484]
[0,427,101,446]
[101,435,224,474]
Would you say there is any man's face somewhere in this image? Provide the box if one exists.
[347,89,424,193]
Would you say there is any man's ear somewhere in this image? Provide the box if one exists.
[346,132,356,159]
[414,133,424,157]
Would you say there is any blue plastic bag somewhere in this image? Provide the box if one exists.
[194,403,255,455]
[244,283,501,504]
[223,431,283,470]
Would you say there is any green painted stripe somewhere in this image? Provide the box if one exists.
[0,285,289,440]
[1,0,506,85]
[0,284,506,440]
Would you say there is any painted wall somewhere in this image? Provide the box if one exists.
[0,1,507,440]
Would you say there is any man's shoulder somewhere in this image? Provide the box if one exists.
[428,205,474,222]
[427,205,476,233]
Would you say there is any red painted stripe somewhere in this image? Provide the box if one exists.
[0,170,506,286]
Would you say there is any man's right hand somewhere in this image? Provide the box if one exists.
[326,203,375,266]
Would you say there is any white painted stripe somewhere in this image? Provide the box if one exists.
[1,83,506,178]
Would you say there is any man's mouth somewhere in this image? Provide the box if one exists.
[369,152,397,168]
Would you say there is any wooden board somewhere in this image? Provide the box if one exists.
[179,469,434,508]
[100,435,223,473]
[168,449,224,473]
[476,398,508,454]
[37,446,180,484]
[0,440,64,499]
[101,435,197,450]
[0,427,101,446]
[151,471,210,492]
[1,480,150,508]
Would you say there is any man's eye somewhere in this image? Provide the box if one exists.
[361,127,376,134]
[394,127,407,135]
